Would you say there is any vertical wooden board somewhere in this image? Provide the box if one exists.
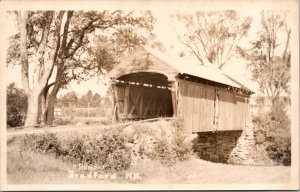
[232,93,236,129]
[223,91,230,130]
[208,87,215,132]
[226,92,232,130]
[186,84,193,133]
[218,90,226,131]
[177,81,184,117]
[192,84,198,132]
[234,96,241,129]
[193,84,198,132]
[199,85,204,131]
[229,92,233,130]
[202,86,207,131]
[222,91,226,130]
[180,81,189,133]
[171,82,177,117]
[204,86,209,131]
[235,95,246,130]
[207,86,212,131]
[116,86,124,114]
[203,86,208,131]
[234,95,238,130]
[193,85,197,132]
[197,85,202,132]
[205,86,211,131]
[181,81,186,127]
[239,97,243,129]
[239,96,245,130]
[240,97,244,128]
[239,97,244,129]
[177,83,181,117]
[189,84,194,133]
[193,85,201,132]
[227,92,231,130]
[177,81,184,118]
[199,85,205,132]
[219,90,223,130]
[185,83,191,133]
[226,92,231,129]
[189,84,195,133]
[217,90,222,130]
[189,84,196,133]
[203,86,210,131]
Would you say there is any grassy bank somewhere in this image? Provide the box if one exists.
[7,130,290,185]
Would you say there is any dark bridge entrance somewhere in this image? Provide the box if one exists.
[111,72,174,120]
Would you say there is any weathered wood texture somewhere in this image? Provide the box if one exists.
[115,84,173,119]
[108,49,177,79]
[178,80,249,133]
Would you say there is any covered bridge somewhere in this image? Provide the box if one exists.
[106,46,254,133]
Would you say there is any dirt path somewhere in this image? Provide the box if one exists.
[7,124,103,136]
[6,118,175,136]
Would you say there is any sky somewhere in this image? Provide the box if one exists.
[5,7,288,97]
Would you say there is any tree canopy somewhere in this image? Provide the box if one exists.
[239,10,291,105]
[7,10,156,125]
[176,10,252,69]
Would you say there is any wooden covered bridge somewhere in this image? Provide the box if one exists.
[106,46,254,133]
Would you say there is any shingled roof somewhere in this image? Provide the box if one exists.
[107,46,253,92]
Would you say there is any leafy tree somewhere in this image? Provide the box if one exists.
[239,11,291,166]
[7,83,28,127]
[56,91,78,108]
[10,11,64,126]
[176,10,252,69]
[7,10,155,125]
[239,10,291,106]
[91,93,102,107]
[80,90,93,107]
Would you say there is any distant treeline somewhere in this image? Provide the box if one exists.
[56,90,111,108]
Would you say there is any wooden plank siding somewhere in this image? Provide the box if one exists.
[178,80,248,133]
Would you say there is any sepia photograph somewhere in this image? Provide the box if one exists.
[0,0,299,190]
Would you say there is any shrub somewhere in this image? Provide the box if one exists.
[252,100,291,166]
[19,128,131,172]
[17,119,193,172]
[6,83,28,127]
[20,133,60,154]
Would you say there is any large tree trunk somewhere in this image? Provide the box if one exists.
[45,65,63,125]
[45,87,60,125]
[37,86,50,125]
[40,91,47,124]
[37,93,42,124]
[25,92,40,126]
